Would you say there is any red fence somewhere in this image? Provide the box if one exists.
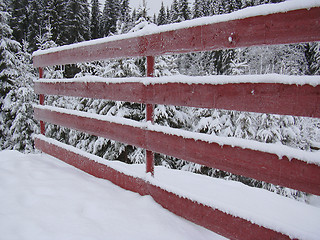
[33,4,320,240]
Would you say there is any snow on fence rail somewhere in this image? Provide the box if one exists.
[33,2,320,240]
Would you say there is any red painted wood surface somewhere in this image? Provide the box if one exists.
[34,81,320,118]
[34,106,146,147]
[33,7,320,67]
[34,136,290,240]
[148,184,290,240]
[146,56,155,175]
[38,67,45,134]
[34,106,320,196]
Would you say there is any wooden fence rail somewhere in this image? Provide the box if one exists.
[33,3,320,240]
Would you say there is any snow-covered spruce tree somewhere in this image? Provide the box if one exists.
[3,82,38,152]
[241,44,308,75]
[170,0,180,23]
[119,0,130,23]
[157,2,167,26]
[90,0,102,39]
[64,0,90,44]
[102,0,120,37]
[0,0,21,148]
[44,0,67,46]
[116,0,132,34]
[62,0,91,78]
[27,0,46,52]
[9,0,46,52]
[1,37,38,152]
[9,0,29,45]
[304,42,320,75]
[178,0,191,21]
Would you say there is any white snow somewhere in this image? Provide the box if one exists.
[35,73,320,87]
[35,134,146,179]
[146,167,320,240]
[145,122,320,165]
[7,136,320,240]
[34,105,320,165]
[0,150,226,240]
[33,0,320,57]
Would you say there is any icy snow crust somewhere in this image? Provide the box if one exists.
[0,150,226,240]
[35,105,320,165]
[32,137,320,240]
[33,0,320,57]
[35,73,320,87]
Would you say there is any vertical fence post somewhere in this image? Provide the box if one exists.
[39,67,45,135]
[146,56,155,176]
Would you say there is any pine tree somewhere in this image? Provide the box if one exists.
[9,0,45,51]
[0,1,38,151]
[157,2,167,25]
[193,0,203,18]
[44,0,67,46]
[64,0,91,44]
[9,0,29,44]
[221,0,242,14]
[304,42,320,75]
[136,0,150,21]
[178,0,191,21]
[0,0,20,115]
[27,0,45,51]
[90,0,102,39]
[170,0,180,23]
[102,0,120,37]
[119,0,130,23]
[36,23,57,50]
[131,8,137,23]
[116,0,132,34]
[166,6,171,23]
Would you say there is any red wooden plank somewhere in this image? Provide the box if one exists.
[147,185,290,240]
[34,106,320,195]
[146,130,320,196]
[38,67,45,135]
[34,81,320,118]
[34,106,146,148]
[34,81,145,102]
[34,136,290,240]
[148,82,320,118]
[33,7,320,67]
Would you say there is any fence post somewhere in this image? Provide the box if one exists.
[146,56,155,176]
[39,67,45,135]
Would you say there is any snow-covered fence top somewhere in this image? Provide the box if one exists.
[33,0,320,67]
[33,2,320,240]
[34,74,320,118]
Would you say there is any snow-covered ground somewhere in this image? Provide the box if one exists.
[0,150,226,240]
[1,149,320,239]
